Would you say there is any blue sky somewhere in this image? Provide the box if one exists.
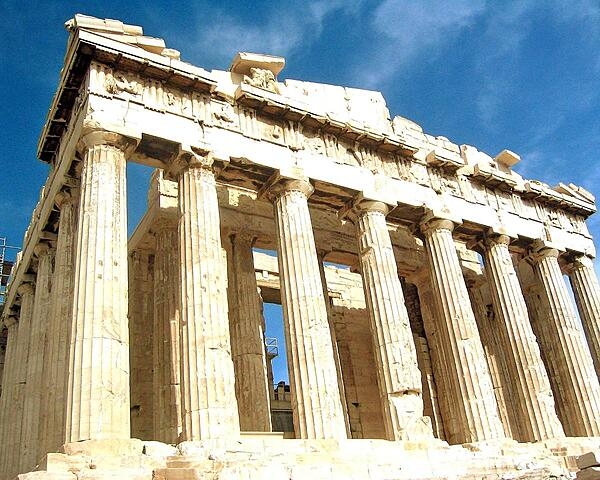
[2,1,600,382]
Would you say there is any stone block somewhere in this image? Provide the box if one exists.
[153,468,205,480]
[577,467,600,480]
[143,441,178,458]
[578,451,600,470]
[76,470,149,480]
[41,452,92,472]
[61,439,144,457]
[18,473,77,480]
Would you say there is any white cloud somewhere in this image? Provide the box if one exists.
[355,0,486,88]
[181,1,361,67]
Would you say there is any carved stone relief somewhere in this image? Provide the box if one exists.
[243,68,280,94]
[409,161,430,187]
[471,182,488,206]
[211,100,239,130]
[304,130,327,156]
[105,73,143,98]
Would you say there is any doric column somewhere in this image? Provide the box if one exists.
[129,250,155,440]
[41,190,77,454]
[483,234,564,441]
[351,199,430,440]
[153,220,182,444]
[0,316,18,478]
[7,284,34,478]
[566,254,600,379]
[420,217,504,444]
[172,151,239,439]
[408,270,447,440]
[226,232,272,432]
[267,177,347,439]
[66,130,136,441]
[316,250,351,436]
[529,243,600,436]
[21,243,54,472]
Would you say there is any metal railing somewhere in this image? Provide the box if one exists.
[265,336,278,358]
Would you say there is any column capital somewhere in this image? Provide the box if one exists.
[151,215,178,234]
[483,232,512,248]
[3,316,18,328]
[419,207,462,235]
[33,242,52,258]
[420,217,456,235]
[340,195,390,223]
[166,145,223,179]
[263,176,314,202]
[527,239,561,264]
[76,127,139,157]
[227,230,257,246]
[54,189,78,209]
[564,253,595,271]
[17,282,34,297]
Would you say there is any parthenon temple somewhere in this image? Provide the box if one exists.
[1,14,600,480]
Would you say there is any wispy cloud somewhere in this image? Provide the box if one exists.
[175,1,362,68]
[474,0,600,130]
[354,0,486,88]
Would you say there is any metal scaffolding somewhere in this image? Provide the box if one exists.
[0,237,19,308]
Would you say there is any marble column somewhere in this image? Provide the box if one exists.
[226,232,272,432]
[153,221,182,444]
[468,281,518,439]
[21,243,54,472]
[352,200,430,440]
[66,130,135,441]
[0,316,18,478]
[567,254,600,379]
[41,190,77,454]
[409,271,448,441]
[421,218,504,444]
[129,250,155,440]
[267,178,347,439]
[317,249,350,436]
[529,243,600,436]
[483,234,564,441]
[7,284,34,478]
[174,152,240,439]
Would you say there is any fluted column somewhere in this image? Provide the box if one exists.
[6,284,34,478]
[408,270,447,440]
[421,218,504,444]
[153,221,182,443]
[66,130,135,441]
[267,178,347,439]
[567,254,600,379]
[129,250,155,440]
[42,190,77,454]
[352,200,430,440]
[21,243,54,472]
[174,152,239,439]
[226,232,272,432]
[317,250,350,436]
[529,243,600,436]
[0,316,19,478]
[483,234,564,441]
